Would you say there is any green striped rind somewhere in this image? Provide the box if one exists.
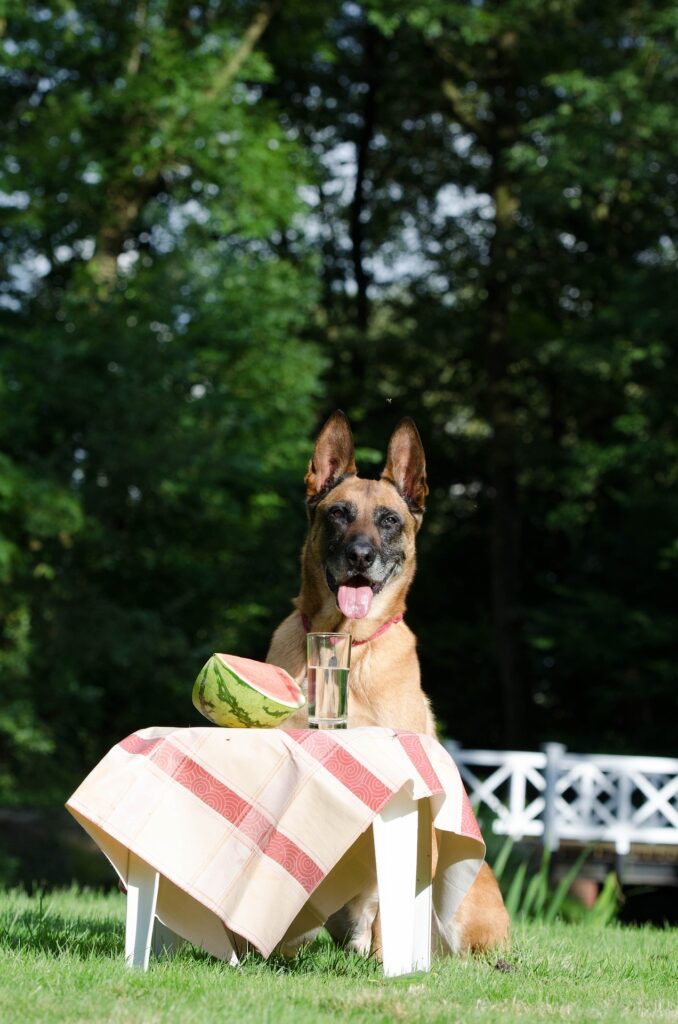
[192,655,305,728]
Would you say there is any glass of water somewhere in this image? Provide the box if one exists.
[306,633,351,729]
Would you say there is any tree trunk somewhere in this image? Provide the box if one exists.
[350,25,378,335]
[485,140,525,747]
[437,37,525,744]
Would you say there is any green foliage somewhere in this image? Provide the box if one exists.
[264,0,678,752]
[0,2,323,802]
[492,838,620,925]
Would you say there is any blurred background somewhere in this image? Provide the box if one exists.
[1,2,677,893]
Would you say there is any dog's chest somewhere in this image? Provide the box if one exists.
[346,650,383,728]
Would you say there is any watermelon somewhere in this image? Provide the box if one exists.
[192,653,305,728]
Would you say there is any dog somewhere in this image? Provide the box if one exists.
[267,410,509,956]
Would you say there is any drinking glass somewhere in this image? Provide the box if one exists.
[306,632,351,729]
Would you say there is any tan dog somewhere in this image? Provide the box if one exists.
[267,411,509,955]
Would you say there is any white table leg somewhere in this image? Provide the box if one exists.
[125,851,159,970]
[413,796,432,971]
[373,789,431,976]
[124,853,240,968]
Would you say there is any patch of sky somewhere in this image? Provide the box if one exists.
[74,238,95,260]
[81,163,102,185]
[54,9,84,34]
[636,235,676,266]
[116,250,139,274]
[0,191,30,209]
[7,253,51,298]
[436,184,492,220]
[297,139,492,293]
[168,199,210,232]
[197,32,224,55]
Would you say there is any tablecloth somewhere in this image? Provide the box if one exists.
[66,726,485,959]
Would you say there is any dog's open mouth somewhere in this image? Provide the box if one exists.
[325,569,390,620]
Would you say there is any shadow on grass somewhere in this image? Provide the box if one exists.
[239,936,381,978]
[1,908,123,959]
[0,896,379,976]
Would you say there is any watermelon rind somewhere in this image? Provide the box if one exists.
[192,654,305,728]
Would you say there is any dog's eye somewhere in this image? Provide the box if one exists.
[380,513,401,530]
[328,505,346,521]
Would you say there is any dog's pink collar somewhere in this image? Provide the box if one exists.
[300,611,404,646]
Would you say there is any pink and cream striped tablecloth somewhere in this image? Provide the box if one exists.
[66,726,485,960]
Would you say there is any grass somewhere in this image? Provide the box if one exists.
[1,888,677,1024]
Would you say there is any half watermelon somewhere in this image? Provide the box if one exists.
[192,653,305,728]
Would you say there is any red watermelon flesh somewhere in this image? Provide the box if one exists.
[216,654,304,708]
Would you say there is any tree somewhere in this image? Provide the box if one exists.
[264,0,678,751]
[0,1,323,800]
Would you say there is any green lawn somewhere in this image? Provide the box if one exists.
[1,888,676,1024]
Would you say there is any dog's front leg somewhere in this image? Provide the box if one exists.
[325,887,379,956]
[369,907,382,961]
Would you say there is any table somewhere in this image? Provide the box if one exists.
[66,726,485,976]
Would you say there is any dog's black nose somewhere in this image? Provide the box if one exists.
[345,537,376,570]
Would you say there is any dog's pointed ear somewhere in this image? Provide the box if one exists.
[305,410,357,504]
[381,417,428,526]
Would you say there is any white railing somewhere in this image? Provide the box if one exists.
[444,741,678,856]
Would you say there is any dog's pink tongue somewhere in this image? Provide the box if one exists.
[338,584,374,620]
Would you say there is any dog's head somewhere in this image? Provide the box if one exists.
[301,411,428,621]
